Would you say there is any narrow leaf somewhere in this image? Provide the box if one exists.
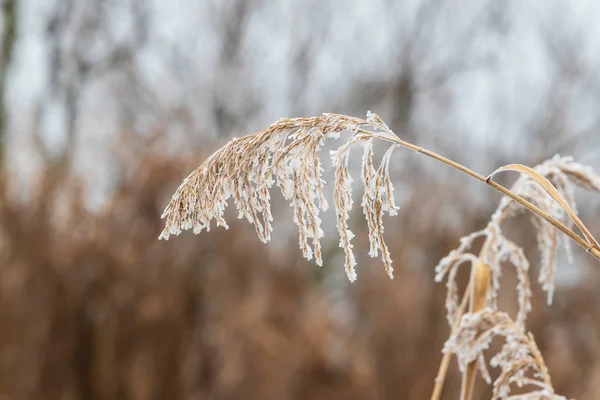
[487,164,600,249]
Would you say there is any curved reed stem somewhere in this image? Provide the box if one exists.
[430,282,471,400]
[388,137,600,261]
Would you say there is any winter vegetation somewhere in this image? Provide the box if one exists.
[3,1,600,399]
[161,112,600,399]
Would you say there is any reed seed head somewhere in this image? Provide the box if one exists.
[445,308,567,400]
[160,112,401,281]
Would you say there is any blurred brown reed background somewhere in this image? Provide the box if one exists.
[1,148,600,399]
[2,0,600,399]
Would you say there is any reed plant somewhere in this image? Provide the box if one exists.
[160,112,600,399]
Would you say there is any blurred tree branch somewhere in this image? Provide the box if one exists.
[0,0,17,166]
[32,0,148,172]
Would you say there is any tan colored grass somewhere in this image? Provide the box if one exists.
[160,112,600,399]
[460,260,491,400]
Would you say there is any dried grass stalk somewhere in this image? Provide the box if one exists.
[461,260,491,400]
[160,112,600,400]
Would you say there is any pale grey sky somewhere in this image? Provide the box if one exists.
[4,0,600,211]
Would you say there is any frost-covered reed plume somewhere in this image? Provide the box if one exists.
[433,155,600,400]
[437,155,600,329]
[160,112,401,281]
[446,309,566,400]
[160,112,600,400]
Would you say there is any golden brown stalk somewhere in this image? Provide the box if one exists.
[487,164,600,250]
[381,133,600,258]
[430,282,470,400]
[461,260,490,400]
